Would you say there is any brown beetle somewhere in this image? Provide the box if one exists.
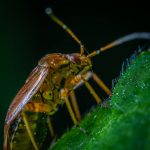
[4,7,150,150]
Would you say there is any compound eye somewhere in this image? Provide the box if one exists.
[43,90,53,100]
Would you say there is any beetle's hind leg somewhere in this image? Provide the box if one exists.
[22,112,39,150]
[47,117,55,137]
[25,102,55,137]
[23,102,55,150]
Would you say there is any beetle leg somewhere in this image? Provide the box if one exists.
[5,104,45,150]
[72,71,111,103]
[77,71,111,96]
[4,124,10,150]
[91,72,112,96]
[69,91,81,121]
[69,72,102,107]
[83,78,102,105]
[60,88,78,125]
[22,112,39,150]
[47,117,55,137]
[24,102,55,138]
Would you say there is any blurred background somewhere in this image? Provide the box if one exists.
[0,0,150,148]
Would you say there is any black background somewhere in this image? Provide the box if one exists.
[0,0,150,148]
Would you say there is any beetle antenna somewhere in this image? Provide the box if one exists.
[45,7,85,54]
[87,32,150,57]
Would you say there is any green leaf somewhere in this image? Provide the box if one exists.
[50,51,150,150]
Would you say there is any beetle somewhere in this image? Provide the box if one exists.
[4,7,150,150]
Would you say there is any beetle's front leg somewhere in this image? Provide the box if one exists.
[69,90,81,121]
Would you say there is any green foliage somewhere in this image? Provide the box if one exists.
[50,51,150,150]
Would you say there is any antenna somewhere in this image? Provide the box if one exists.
[45,7,85,54]
[87,32,150,58]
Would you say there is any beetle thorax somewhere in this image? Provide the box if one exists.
[38,53,92,90]
[38,53,92,71]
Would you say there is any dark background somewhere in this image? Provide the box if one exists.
[0,0,150,148]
